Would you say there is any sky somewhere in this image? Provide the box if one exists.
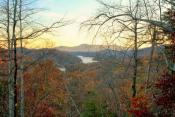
[33,0,101,47]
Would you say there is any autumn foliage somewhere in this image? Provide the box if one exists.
[154,72,175,116]
[128,95,154,117]
[24,60,67,117]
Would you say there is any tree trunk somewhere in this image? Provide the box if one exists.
[7,0,15,116]
[19,0,24,116]
[132,1,139,97]
[146,26,156,91]
[12,0,18,116]
[132,20,138,97]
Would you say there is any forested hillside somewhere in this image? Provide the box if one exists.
[22,48,82,65]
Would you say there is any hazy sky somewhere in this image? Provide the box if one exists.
[35,0,100,47]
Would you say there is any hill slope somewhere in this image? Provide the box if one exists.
[23,48,82,66]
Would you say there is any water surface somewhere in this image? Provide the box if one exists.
[77,56,98,64]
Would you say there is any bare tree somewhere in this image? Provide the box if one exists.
[0,0,67,116]
[82,0,152,98]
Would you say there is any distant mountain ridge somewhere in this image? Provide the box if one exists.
[56,44,123,52]
[56,45,163,61]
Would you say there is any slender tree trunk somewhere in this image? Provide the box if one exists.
[12,0,18,116]
[19,0,24,116]
[108,85,119,117]
[132,20,138,97]
[14,33,18,117]
[7,0,15,116]
[146,26,156,91]
[65,84,81,116]
[132,0,139,97]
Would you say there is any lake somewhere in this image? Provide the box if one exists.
[77,56,98,64]
[58,67,66,72]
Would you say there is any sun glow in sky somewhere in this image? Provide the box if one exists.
[34,0,101,47]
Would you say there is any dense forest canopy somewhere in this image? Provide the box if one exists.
[0,0,175,117]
